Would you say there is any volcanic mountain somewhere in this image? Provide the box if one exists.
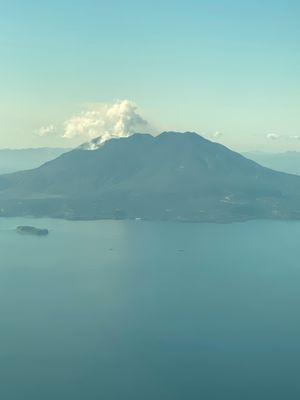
[1,131,300,222]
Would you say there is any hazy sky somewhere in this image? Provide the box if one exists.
[1,0,300,151]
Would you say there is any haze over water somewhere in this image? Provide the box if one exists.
[1,218,300,399]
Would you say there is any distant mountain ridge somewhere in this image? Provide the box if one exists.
[1,132,300,222]
[0,148,70,174]
[244,151,300,176]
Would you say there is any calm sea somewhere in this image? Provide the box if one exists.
[1,218,300,399]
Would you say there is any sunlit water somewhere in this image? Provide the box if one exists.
[1,218,300,399]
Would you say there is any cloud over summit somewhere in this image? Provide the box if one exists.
[63,100,149,143]
[37,100,151,146]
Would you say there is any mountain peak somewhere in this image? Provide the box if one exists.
[80,131,209,151]
[158,131,203,138]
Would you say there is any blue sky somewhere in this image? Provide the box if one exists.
[1,0,300,150]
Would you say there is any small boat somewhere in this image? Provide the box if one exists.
[16,226,49,236]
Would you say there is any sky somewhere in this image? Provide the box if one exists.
[0,0,300,151]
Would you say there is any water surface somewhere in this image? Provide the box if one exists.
[1,218,300,399]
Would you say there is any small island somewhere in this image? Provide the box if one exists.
[16,226,49,236]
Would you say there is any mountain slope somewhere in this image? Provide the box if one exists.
[1,132,300,222]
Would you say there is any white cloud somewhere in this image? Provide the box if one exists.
[266,133,280,140]
[37,124,56,136]
[290,135,300,140]
[63,100,149,144]
[212,131,222,138]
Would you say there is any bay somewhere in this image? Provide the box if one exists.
[1,218,300,399]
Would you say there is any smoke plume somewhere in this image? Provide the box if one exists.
[63,100,149,144]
